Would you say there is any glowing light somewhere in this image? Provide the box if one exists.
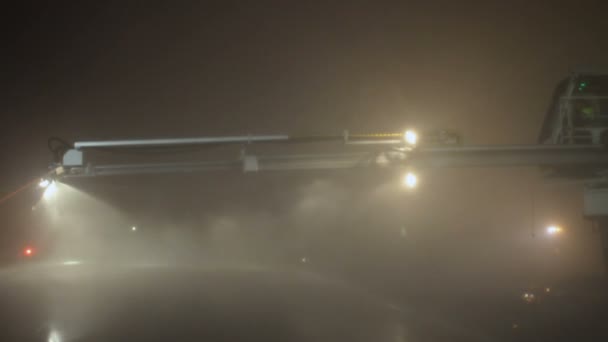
[23,247,34,256]
[522,292,536,303]
[402,172,418,189]
[38,179,50,188]
[43,181,58,200]
[546,225,563,235]
[545,287,551,293]
[301,257,308,263]
[131,226,137,231]
[403,130,418,145]
[62,260,81,266]
[48,329,62,342]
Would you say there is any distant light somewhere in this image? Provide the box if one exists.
[546,225,563,235]
[301,257,308,263]
[23,247,34,257]
[62,260,81,266]
[403,130,418,145]
[131,226,137,231]
[42,181,58,200]
[48,329,62,342]
[545,287,551,293]
[38,179,50,188]
[402,172,418,189]
[522,292,536,303]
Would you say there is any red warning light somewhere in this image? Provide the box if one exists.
[23,247,34,257]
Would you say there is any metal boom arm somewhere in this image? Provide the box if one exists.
[54,133,608,178]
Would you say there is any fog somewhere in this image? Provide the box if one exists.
[2,2,608,339]
[28,165,601,294]
[4,166,598,341]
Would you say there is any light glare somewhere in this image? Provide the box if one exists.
[23,247,34,256]
[402,172,418,189]
[39,179,50,188]
[404,130,418,145]
[43,181,58,200]
[48,329,62,342]
[546,225,563,235]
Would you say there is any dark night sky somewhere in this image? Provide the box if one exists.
[2,2,608,176]
[1,2,608,276]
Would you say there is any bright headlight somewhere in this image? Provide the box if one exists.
[404,130,417,145]
[402,172,418,189]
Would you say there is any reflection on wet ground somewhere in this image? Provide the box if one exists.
[1,262,607,341]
